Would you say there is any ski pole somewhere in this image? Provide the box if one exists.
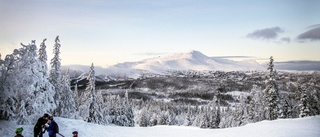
[57,133,65,137]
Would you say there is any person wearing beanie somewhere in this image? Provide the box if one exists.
[15,127,24,137]
[34,113,50,137]
[72,131,78,137]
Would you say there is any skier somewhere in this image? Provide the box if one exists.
[34,113,50,137]
[45,116,59,137]
[15,127,24,137]
[72,131,78,137]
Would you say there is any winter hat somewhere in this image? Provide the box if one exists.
[72,131,78,134]
[15,127,23,134]
[43,113,50,118]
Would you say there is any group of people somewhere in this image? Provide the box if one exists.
[15,113,78,137]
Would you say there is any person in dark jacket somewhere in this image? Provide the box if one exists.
[72,131,78,137]
[45,116,59,137]
[15,127,24,137]
[34,113,49,137]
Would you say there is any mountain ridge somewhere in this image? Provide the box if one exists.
[103,50,265,77]
[62,50,320,78]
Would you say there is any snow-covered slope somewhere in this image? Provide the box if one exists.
[1,116,319,137]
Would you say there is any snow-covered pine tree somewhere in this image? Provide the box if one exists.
[199,107,209,128]
[281,99,292,118]
[60,69,77,118]
[249,85,264,122]
[215,92,221,128]
[264,56,279,120]
[49,36,62,115]
[219,107,233,128]
[184,104,192,126]
[208,94,220,128]
[168,110,177,125]
[123,90,135,127]
[138,107,149,127]
[79,63,104,124]
[17,100,30,124]
[38,38,48,77]
[158,110,170,125]
[234,95,248,127]
[0,40,56,123]
[298,84,310,118]
[309,91,320,116]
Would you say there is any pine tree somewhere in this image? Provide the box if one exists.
[200,107,209,128]
[0,40,56,124]
[138,108,149,127]
[17,100,30,124]
[38,38,48,77]
[184,104,192,126]
[299,85,310,118]
[49,36,62,115]
[264,56,279,120]
[215,92,221,128]
[123,91,135,127]
[60,69,77,118]
[249,85,264,122]
[79,63,105,124]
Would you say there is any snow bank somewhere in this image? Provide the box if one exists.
[1,116,319,137]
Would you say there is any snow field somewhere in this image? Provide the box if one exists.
[1,116,319,137]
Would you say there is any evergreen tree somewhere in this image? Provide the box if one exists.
[0,41,56,124]
[138,108,149,127]
[123,91,135,126]
[309,91,320,116]
[264,56,279,120]
[200,107,209,128]
[17,100,30,124]
[299,85,310,118]
[215,93,221,128]
[249,85,264,122]
[79,63,105,124]
[38,38,48,77]
[49,36,62,115]
[60,69,77,118]
[184,104,192,126]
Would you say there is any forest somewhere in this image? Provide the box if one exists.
[0,37,319,129]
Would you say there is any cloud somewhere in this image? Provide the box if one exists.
[297,27,320,41]
[307,24,320,29]
[280,37,290,43]
[247,27,284,40]
[274,60,320,71]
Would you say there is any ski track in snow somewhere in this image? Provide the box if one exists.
[1,116,320,137]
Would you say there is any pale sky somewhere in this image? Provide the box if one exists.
[1,0,320,67]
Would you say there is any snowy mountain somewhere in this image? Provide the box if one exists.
[1,116,319,137]
[63,50,320,79]
[103,50,265,77]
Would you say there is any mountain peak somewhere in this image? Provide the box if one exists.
[177,50,209,60]
[103,50,265,77]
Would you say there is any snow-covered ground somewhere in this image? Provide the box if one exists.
[1,116,319,137]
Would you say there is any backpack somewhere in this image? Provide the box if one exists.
[53,121,59,133]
